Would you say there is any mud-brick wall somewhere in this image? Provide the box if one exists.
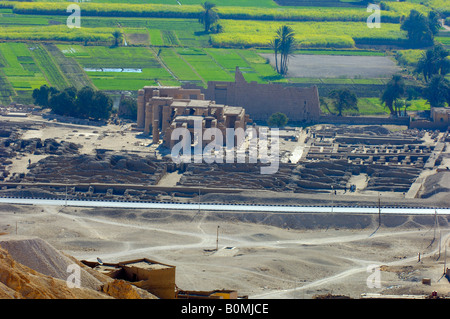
[122,265,176,299]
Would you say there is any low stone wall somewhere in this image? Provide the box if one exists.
[318,115,410,126]
[409,119,449,131]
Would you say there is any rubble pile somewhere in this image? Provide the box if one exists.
[17,152,168,185]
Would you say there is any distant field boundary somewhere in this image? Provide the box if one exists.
[0,1,405,23]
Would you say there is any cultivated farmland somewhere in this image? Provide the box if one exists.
[0,0,446,114]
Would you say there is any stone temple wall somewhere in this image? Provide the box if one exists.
[183,67,321,123]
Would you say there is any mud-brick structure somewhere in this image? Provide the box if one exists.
[83,258,176,299]
[136,86,251,147]
[183,67,321,123]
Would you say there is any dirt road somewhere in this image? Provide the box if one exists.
[1,203,448,298]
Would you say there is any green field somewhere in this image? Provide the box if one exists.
[211,20,407,48]
[57,45,176,90]
[0,0,446,108]
[0,43,49,91]
[322,97,431,115]
[30,0,280,7]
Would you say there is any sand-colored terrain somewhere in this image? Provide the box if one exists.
[1,203,449,299]
[1,114,449,299]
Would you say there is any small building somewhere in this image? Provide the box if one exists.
[82,258,176,299]
[82,257,241,299]
[410,107,450,130]
[431,107,450,126]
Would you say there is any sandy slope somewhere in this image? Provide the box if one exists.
[1,203,448,299]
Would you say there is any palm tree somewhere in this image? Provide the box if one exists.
[416,45,450,82]
[276,25,296,76]
[381,74,405,116]
[269,37,280,74]
[198,2,219,33]
[112,30,122,47]
[424,75,450,109]
[328,89,358,116]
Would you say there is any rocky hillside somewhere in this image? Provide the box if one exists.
[0,235,156,299]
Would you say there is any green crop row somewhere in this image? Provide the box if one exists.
[428,0,450,17]
[32,0,279,7]
[210,20,407,49]
[0,43,50,92]
[2,2,203,18]
[158,48,202,82]
[0,1,409,23]
[379,1,431,16]
[30,44,69,89]
[0,25,115,43]
[149,29,164,46]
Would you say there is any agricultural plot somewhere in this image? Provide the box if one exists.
[175,48,234,83]
[0,25,115,44]
[44,44,93,90]
[155,47,284,85]
[211,20,407,48]
[260,54,401,78]
[0,71,15,105]
[30,44,69,90]
[161,30,181,46]
[31,0,280,8]
[0,0,438,106]
[3,1,416,25]
[321,97,431,115]
[205,48,283,83]
[0,43,49,94]
[0,12,50,26]
[80,17,209,47]
[158,48,203,83]
[274,0,364,7]
[395,49,425,66]
[123,28,150,46]
[149,29,164,46]
[58,45,176,90]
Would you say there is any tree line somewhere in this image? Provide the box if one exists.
[382,44,449,116]
[32,85,113,121]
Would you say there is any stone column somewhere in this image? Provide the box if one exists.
[137,89,145,129]
[144,102,152,135]
[161,104,171,133]
[153,120,160,144]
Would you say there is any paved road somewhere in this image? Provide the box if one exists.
[1,197,449,215]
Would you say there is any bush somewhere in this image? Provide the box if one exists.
[36,85,113,120]
[267,112,289,127]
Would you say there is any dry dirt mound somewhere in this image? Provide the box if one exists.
[0,244,110,299]
[0,235,157,299]
[0,235,104,291]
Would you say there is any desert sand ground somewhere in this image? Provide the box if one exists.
[1,114,449,299]
[1,202,449,299]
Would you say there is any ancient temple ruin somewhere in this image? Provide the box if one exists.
[183,67,321,123]
[136,86,251,148]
